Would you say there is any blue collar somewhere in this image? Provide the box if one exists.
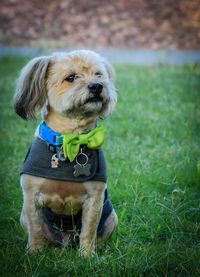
[39,122,98,146]
[39,122,62,146]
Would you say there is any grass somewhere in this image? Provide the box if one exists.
[0,56,200,276]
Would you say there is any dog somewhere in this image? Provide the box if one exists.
[14,50,118,257]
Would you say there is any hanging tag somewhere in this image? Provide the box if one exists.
[73,149,91,177]
[51,153,59,168]
[57,147,67,162]
[73,163,91,177]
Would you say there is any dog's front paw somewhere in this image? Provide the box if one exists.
[26,242,43,253]
[79,245,95,258]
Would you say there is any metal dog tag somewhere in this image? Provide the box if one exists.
[73,163,91,177]
[73,148,91,177]
[57,148,67,162]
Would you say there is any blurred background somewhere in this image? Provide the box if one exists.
[0,0,200,51]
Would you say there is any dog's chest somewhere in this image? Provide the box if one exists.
[39,179,87,215]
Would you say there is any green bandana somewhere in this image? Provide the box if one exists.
[59,125,106,162]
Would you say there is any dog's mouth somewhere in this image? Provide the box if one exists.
[85,96,103,104]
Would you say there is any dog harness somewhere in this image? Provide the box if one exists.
[20,122,113,235]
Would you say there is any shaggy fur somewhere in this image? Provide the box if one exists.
[14,50,118,257]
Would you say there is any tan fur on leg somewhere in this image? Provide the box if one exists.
[21,175,44,251]
[80,181,105,256]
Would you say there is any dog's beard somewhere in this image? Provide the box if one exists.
[48,84,116,119]
[64,96,107,118]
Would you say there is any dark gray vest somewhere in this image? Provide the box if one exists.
[21,137,107,183]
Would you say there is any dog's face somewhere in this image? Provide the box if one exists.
[14,50,117,120]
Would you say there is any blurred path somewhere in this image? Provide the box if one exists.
[0,46,200,65]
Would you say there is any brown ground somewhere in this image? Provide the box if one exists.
[0,0,200,50]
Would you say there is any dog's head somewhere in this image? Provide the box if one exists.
[14,50,117,120]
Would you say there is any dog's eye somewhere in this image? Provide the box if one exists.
[95,72,102,78]
[65,74,76,82]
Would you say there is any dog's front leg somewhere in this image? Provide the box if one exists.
[80,181,105,257]
[21,175,44,252]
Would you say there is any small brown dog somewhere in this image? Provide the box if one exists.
[14,50,118,257]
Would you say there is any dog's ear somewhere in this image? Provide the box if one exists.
[103,58,115,83]
[14,56,50,120]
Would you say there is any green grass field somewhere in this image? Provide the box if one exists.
[0,56,200,276]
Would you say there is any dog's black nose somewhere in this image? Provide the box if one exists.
[88,82,103,95]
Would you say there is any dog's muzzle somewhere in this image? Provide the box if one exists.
[87,82,103,103]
